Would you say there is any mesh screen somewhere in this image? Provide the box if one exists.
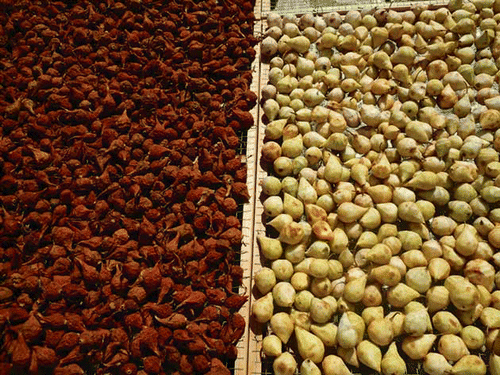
[269,0,448,15]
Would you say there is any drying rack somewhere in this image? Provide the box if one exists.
[234,0,454,374]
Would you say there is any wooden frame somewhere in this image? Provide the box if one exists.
[236,1,453,375]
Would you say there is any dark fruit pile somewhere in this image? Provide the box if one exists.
[0,0,257,374]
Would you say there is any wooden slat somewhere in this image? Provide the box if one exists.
[238,3,444,375]
[234,0,264,373]
[261,0,448,16]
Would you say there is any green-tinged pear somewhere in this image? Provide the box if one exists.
[337,313,358,349]
[451,355,486,375]
[305,203,328,224]
[273,352,297,375]
[270,312,294,344]
[330,228,349,254]
[300,359,322,375]
[283,193,304,220]
[252,293,274,323]
[351,163,369,187]
[282,135,304,158]
[398,201,425,223]
[373,51,393,70]
[265,119,288,139]
[405,171,438,191]
[262,335,282,357]
[337,202,369,223]
[298,177,318,204]
[324,155,344,183]
[357,340,382,372]
[312,220,334,241]
[445,275,480,311]
[423,353,452,375]
[371,265,401,286]
[476,29,494,49]
[268,214,294,232]
[387,283,420,308]
[264,99,280,121]
[381,342,407,375]
[286,36,311,53]
[398,160,417,183]
[365,244,392,265]
[490,354,500,375]
[337,347,359,367]
[402,334,437,360]
[279,222,305,245]
[311,323,338,347]
[295,326,325,363]
[372,27,389,48]
[372,152,391,179]
[258,236,283,260]
[344,275,367,303]
[454,93,471,118]
[322,355,351,375]
[305,241,330,259]
[455,227,478,257]
[356,231,379,248]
